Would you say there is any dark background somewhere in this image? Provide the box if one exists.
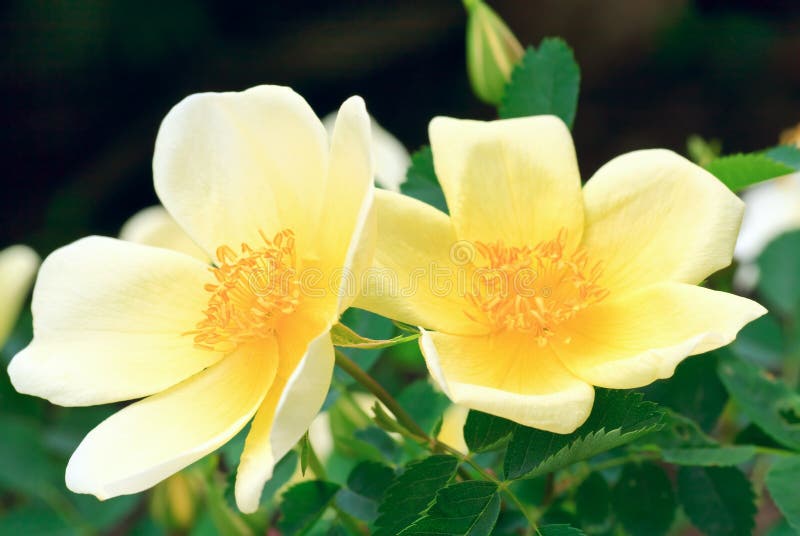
[2,0,798,253]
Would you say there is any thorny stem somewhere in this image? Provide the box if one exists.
[334,349,540,535]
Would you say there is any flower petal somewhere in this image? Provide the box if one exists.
[354,189,486,334]
[235,317,334,513]
[420,330,594,433]
[0,245,39,347]
[735,173,800,263]
[582,149,744,293]
[429,115,583,246]
[552,282,766,389]
[153,85,329,258]
[8,237,222,406]
[66,340,277,500]
[119,205,209,262]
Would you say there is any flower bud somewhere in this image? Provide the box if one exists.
[150,471,202,532]
[464,0,524,105]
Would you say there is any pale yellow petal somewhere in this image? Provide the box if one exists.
[429,115,583,246]
[437,404,469,454]
[119,205,209,262]
[552,282,766,389]
[0,245,39,347]
[235,315,334,513]
[420,330,594,433]
[582,149,744,293]
[66,341,277,500]
[8,237,222,406]
[354,189,486,334]
[153,85,328,259]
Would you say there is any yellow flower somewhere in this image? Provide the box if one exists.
[0,245,39,348]
[9,85,375,512]
[437,404,469,454]
[356,115,766,433]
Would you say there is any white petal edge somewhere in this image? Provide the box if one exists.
[0,245,39,347]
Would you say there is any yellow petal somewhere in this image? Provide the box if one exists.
[235,316,334,513]
[552,282,766,389]
[8,237,222,406]
[0,245,39,347]
[437,404,469,454]
[119,205,209,262]
[582,149,744,293]
[66,341,277,500]
[420,330,594,433]
[429,115,583,246]
[153,85,329,259]
[354,189,486,334]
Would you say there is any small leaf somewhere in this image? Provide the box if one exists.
[397,379,451,435]
[354,426,400,462]
[299,432,311,476]
[705,153,793,192]
[401,146,448,213]
[374,455,459,536]
[763,144,800,169]
[717,352,800,451]
[677,466,756,536]
[539,525,587,535]
[331,322,419,350]
[611,462,676,536]
[575,473,611,531]
[399,481,500,535]
[463,410,515,453]
[499,38,581,128]
[337,461,396,523]
[661,445,756,466]
[757,230,800,316]
[279,480,341,536]
[765,455,800,533]
[504,389,665,480]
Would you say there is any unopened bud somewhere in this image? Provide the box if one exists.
[150,471,202,532]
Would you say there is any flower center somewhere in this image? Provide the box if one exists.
[189,229,300,352]
[466,229,608,345]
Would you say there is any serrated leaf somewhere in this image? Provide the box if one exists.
[611,462,676,536]
[662,445,756,466]
[399,481,500,535]
[705,153,793,192]
[765,455,800,533]
[575,472,611,531]
[677,466,755,536]
[504,389,665,480]
[463,410,515,453]
[374,455,459,536]
[279,480,341,536]
[400,146,448,213]
[331,322,418,350]
[337,461,396,523]
[499,38,580,128]
[717,352,800,451]
[757,230,800,316]
[539,525,586,535]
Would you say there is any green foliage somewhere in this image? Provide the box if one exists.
[331,322,419,350]
[661,445,756,466]
[705,153,794,192]
[463,410,515,453]
[397,379,451,435]
[539,525,587,535]
[677,466,756,536]
[504,390,665,480]
[717,352,800,450]
[278,480,341,536]
[399,481,500,535]
[374,455,459,536]
[764,144,800,169]
[757,230,800,316]
[499,38,581,128]
[575,472,611,532]
[400,146,448,213]
[766,456,800,532]
[732,313,785,370]
[337,461,395,523]
[611,462,676,536]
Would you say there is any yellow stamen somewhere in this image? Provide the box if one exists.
[466,229,608,345]
[188,229,300,352]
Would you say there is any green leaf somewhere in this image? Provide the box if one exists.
[374,455,459,536]
[611,462,676,536]
[335,308,395,387]
[717,352,800,451]
[763,144,800,169]
[0,415,59,496]
[258,450,299,507]
[397,379,451,435]
[732,313,785,370]
[765,455,800,533]
[205,476,254,536]
[354,426,400,462]
[300,432,311,476]
[279,480,341,536]
[539,525,586,535]
[705,153,793,192]
[757,230,800,316]
[677,466,756,536]
[661,445,756,466]
[0,504,73,536]
[499,38,581,128]
[399,481,500,535]
[575,472,611,532]
[400,146,448,213]
[463,410,515,453]
[331,322,419,350]
[337,461,395,522]
[504,389,665,480]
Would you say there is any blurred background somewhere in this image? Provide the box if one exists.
[2,0,799,252]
